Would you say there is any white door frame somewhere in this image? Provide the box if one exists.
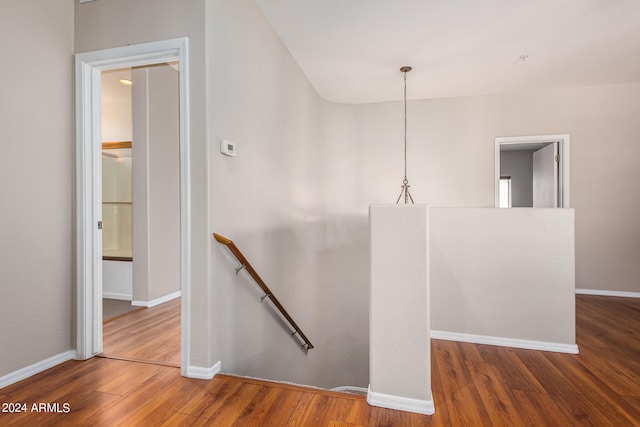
[75,38,190,375]
[494,134,570,208]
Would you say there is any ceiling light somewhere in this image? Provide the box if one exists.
[396,66,414,204]
[119,79,132,86]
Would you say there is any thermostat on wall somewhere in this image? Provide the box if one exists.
[220,139,237,157]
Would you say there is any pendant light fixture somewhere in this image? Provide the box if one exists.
[396,66,414,204]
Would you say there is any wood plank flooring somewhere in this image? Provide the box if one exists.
[1,295,639,426]
[101,297,180,367]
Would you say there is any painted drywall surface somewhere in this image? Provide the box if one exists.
[0,0,74,376]
[206,0,369,388]
[102,100,132,142]
[570,85,640,293]
[101,68,132,142]
[430,208,575,345]
[147,64,181,300]
[102,261,133,300]
[75,0,212,368]
[369,205,430,401]
[500,150,533,207]
[352,83,640,293]
[131,65,181,302]
[131,67,150,304]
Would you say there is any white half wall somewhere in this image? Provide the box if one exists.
[430,208,576,350]
[368,205,433,414]
[103,260,133,300]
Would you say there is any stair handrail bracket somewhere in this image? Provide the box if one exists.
[213,233,314,350]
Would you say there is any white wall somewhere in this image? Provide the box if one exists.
[0,0,74,377]
[102,100,132,142]
[102,261,133,300]
[369,205,432,413]
[132,64,181,303]
[207,0,369,389]
[431,208,576,349]
[500,150,533,207]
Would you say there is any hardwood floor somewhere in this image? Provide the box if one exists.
[101,297,180,367]
[1,295,639,426]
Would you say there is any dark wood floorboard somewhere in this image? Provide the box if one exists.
[1,295,639,426]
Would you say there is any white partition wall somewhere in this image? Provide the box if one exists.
[102,261,133,300]
[368,204,434,415]
[430,208,577,353]
[131,64,181,306]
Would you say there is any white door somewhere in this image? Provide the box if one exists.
[532,142,558,208]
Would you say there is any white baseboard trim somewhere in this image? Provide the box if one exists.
[132,290,181,308]
[431,330,579,354]
[576,288,640,298]
[186,361,221,380]
[367,386,435,415]
[0,350,77,389]
[103,292,133,301]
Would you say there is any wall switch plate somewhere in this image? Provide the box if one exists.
[221,139,237,157]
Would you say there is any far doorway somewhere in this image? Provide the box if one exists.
[495,134,571,208]
[75,38,190,375]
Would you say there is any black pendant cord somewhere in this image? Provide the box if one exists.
[396,66,414,204]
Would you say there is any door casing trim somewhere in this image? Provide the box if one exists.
[75,38,191,376]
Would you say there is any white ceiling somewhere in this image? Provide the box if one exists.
[255,0,640,104]
[101,62,179,103]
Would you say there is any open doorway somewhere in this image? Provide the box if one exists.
[495,134,571,208]
[75,38,190,376]
[100,64,181,367]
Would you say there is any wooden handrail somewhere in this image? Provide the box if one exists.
[213,233,314,350]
